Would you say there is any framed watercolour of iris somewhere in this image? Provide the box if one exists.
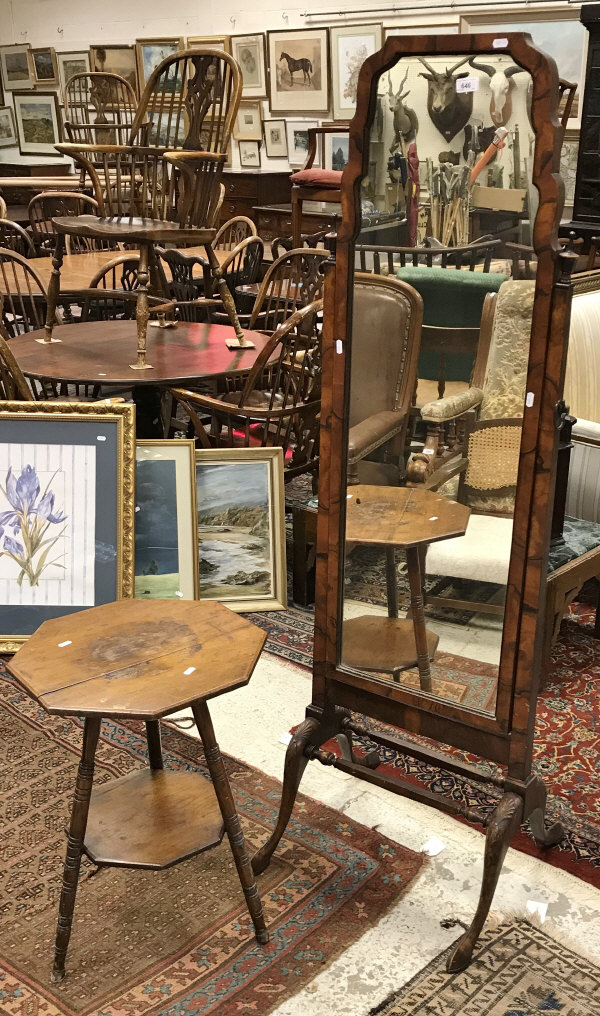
[0,401,135,652]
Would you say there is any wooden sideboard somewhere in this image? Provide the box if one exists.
[254,201,340,244]
[220,171,291,226]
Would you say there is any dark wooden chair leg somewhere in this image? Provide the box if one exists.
[191,700,269,945]
[446,792,523,973]
[145,720,163,770]
[52,715,101,983]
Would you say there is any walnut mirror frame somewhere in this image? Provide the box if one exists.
[252,33,576,972]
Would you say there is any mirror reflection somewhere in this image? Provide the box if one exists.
[342,53,536,715]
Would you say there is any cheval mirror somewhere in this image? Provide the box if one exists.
[252,32,576,971]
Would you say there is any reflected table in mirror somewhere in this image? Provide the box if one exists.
[342,486,470,692]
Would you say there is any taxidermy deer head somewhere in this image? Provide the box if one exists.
[418,56,473,141]
[388,68,418,149]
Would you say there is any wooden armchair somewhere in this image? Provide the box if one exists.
[0,219,36,258]
[171,301,322,482]
[0,247,49,337]
[214,216,257,250]
[28,191,112,255]
[0,324,34,400]
[63,72,138,146]
[228,248,327,333]
[290,126,348,246]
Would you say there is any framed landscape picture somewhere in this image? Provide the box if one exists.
[0,45,33,91]
[231,33,267,98]
[195,447,286,612]
[57,51,91,98]
[135,440,199,601]
[239,139,261,168]
[13,91,62,157]
[31,47,59,86]
[90,45,138,95]
[0,105,16,148]
[264,118,288,158]
[324,129,350,171]
[286,119,318,167]
[0,401,135,652]
[136,37,185,93]
[330,24,382,120]
[233,100,263,141]
[267,28,330,114]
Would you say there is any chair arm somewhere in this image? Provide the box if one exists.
[420,387,484,423]
[348,410,406,464]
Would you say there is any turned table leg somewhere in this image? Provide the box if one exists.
[385,547,399,619]
[145,720,163,770]
[406,544,432,692]
[191,700,268,945]
[44,232,65,344]
[52,715,101,982]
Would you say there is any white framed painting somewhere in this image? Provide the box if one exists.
[263,118,288,159]
[233,100,263,141]
[0,45,33,92]
[267,28,330,114]
[330,24,382,121]
[13,91,62,157]
[231,34,267,98]
[0,106,16,148]
[286,119,318,167]
[239,139,261,168]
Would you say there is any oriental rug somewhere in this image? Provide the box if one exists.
[0,667,422,1016]
[368,920,600,1016]
[248,602,600,888]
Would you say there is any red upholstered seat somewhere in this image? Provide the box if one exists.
[290,169,343,188]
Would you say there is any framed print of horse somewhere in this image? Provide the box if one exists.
[267,28,330,114]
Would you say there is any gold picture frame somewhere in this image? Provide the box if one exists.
[135,37,185,92]
[0,401,135,653]
[187,35,231,53]
[31,47,59,86]
[135,440,199,601]
[89,45,138,96]
[195,447,287,612]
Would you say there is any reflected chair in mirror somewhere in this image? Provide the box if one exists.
[44,49,244,368]
[348,273,423,484]
[0,219,36,258]
[289,126,347,246]
[172,301,322,483]
[28,192,114,256]
[63,72,138,147]
[214,215,257,251]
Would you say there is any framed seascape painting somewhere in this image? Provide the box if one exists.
[57,51,91,98]
[90,45,138,94]
[0,402,135,652]
[195,448,286,612]
[264,118,288,158]
[267,28,330,114]
[231,33,267,98]
[31,47,59,86]
[0,45,32,91]
[286,119,318,167]
[239,139,261,168]
[233,100,263,141]
[135,440,199,601]
[330,24,382,121]
[0,106,16,148]
[13,91,62,157]
[136,37,185,93]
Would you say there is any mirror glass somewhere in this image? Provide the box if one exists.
[341,51,536,716]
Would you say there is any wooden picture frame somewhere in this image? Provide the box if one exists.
[383,19,459,39]
[286,118,318,167]
[0,105,16,148]
[135,440,199,601]
[0,45,33,92]
[231,33,267,98]
[238,139,261,168]
[263,118,288,158]
[135,37,184,92]
[195,447,286,612]
[57,51,91,99]
[187,35,231,53]
[31,47,59,86]
[323,127,350,170]
[0,401,135,652]
[89,45,138,96]
[13,90,62,157]
[233,99,263,141]
[267,28,330,115]
[330,24,382,121]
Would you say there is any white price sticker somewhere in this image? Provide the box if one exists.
[456,76,479,93]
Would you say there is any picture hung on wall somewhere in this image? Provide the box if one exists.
[233,100,263,141]
[460,9,587,128]
[187,35,231,52]
[136,38,184,92]
[0,105,16,148]
[195,447,286,612]
[263,118,288,158]
[0,45,33,92]
[90,45,138,95]
[324,129,350,171]
[57,51,91,99]
[13,91,62,157]
[231,34,267,98]
[330,24,382,121]
[31,47,59,86]
[286,118,318,166]
[238,139,261,168]
[383,20,459,39]
[267,28,330,114]
[135,440,199,601]
[0,401,135,652]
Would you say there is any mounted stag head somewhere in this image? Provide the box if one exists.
[387,68,418,150]
[469,57,525,127]
[418,56,473,142]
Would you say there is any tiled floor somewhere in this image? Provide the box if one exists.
[173,649,600,1016]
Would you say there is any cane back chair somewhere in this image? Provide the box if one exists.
[45,49,244,369]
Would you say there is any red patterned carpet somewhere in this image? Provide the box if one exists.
[248,602,600,889]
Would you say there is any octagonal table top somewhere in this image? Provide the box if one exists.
[345,485,471,548]
[7,599,266,719]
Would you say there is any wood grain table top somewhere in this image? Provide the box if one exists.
[345,485,471,548]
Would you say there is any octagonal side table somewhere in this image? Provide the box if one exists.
[7,599,269,982]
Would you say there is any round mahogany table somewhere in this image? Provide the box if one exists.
[14,320,272,436]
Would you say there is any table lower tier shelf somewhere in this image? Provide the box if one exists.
[84,768,224,869]
[341,615,439,676]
